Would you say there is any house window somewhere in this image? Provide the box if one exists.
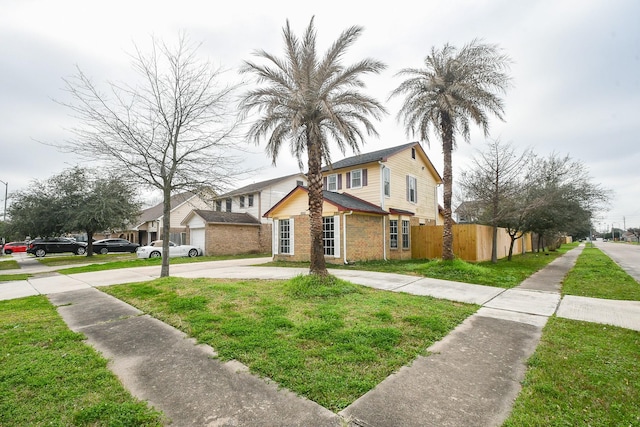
[411,147,416,159]
[296,180,304,186]
[390,220,398,249]
[248,194,254,207]
[407,176,417,203]
[351,169,362,188]
[225,198,232,212]
[279,219,292,254]
[215,200,221,211]
[383,167,391,197]
[240,196,245,208]
[402,220,410,249]
[323,216,335,256]
[327,174,338,192]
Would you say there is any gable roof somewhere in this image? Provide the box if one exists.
[184,210,261,225]
[137,191,198,223]
[322,141,417,171]
[217,173,306,198]
[263,185,388,217]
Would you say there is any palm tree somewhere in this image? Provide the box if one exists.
[240,17,386,276]
[391,39,511,260]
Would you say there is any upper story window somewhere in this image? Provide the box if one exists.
[327,174,338,192]
[350,169,362,188]
[215,200,222,211]
[225,198,232,212]
[248,194,254,207]
[411,147,416,159]
[383,167,391,197]
[407,175,417,203]
[239,196,245,208]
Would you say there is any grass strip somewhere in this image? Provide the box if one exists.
[503,317,640,426]
[104,274,477,411]
[562,246,640,300]
[0,273,30,282]
[0,296,165,426]
[0,259,19,270]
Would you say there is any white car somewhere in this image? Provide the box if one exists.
[136,240,203,259]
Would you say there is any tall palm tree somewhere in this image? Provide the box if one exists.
[240,17,386,276]
[391,39,511,260]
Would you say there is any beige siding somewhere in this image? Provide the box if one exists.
[325,164,382,205]
[170,196,210,228]
[383,150,438,223]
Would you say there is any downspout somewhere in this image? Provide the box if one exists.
[343,211,353,264]
[383,216,387,261]
[380,161,387,261]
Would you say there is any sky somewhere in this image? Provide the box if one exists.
[1,0,639,232]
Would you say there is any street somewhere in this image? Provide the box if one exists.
[594,241,640,283]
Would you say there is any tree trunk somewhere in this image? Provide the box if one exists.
[161,186,171,277]
[508,235,516,261]
[86,230,94,257]
[307,139,328,276]
[441,116,454,261]
[491,225,498,264]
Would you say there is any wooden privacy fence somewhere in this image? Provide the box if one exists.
[411,224,533,262]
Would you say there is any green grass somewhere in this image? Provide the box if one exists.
[0,259,19,270]
[268,245,573,289]
[0,296,165,426]
[562,247,640,300]
[0,273,30,282]
[503,317,640,426]
[40,254,268,274]
[103,274,477,411]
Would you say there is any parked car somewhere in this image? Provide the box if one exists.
[27,237,88,257]
[136,240,202,259]
[3,241,28,254]
[92,238,140,254]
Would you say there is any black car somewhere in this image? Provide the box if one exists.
[92,238,140,254]
[27,238,88,257]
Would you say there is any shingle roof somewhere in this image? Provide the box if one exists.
[322,142,419,171]
[218,173,306,198]
[322,191,388,215]
[192,210,261,225]
[137,192,196,223]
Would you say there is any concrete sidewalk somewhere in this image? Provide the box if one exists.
[3,246,640,426]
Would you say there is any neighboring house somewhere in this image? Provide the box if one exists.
[132,192,211,246]
[182,173,307,256]
[182,210,270,256]
[454,200,484,224]
[264,142,443,263]
[212,173,307,223]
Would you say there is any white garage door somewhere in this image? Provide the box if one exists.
[190,228,206,253]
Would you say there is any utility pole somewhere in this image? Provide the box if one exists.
[0,179,7,223]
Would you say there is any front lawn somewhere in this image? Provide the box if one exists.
[103,274,477,411]
[0,296,165,426]
[503,317,640,426]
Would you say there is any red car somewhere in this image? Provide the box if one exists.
[3,241,28,254]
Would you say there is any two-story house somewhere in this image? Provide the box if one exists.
[131,191,211,246]
[264,142,442,263]
[181,173,307,256]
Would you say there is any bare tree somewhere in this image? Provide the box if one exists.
[57,34,244,276]
[458,139,533,262]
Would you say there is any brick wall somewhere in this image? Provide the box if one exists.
[342,214,384,263]
[199,224,271,256]
[387,216,418,260]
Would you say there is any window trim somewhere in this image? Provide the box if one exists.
[407,175,417,203]
[402,220,410,249]
[278,218,294,255]
[239,195,245,208]
[248,194,254,207]
[327,174,338,192]
[383,167,391,198]
[390,219,398,249]
[323,216,335,256]
[350,169,363,189]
